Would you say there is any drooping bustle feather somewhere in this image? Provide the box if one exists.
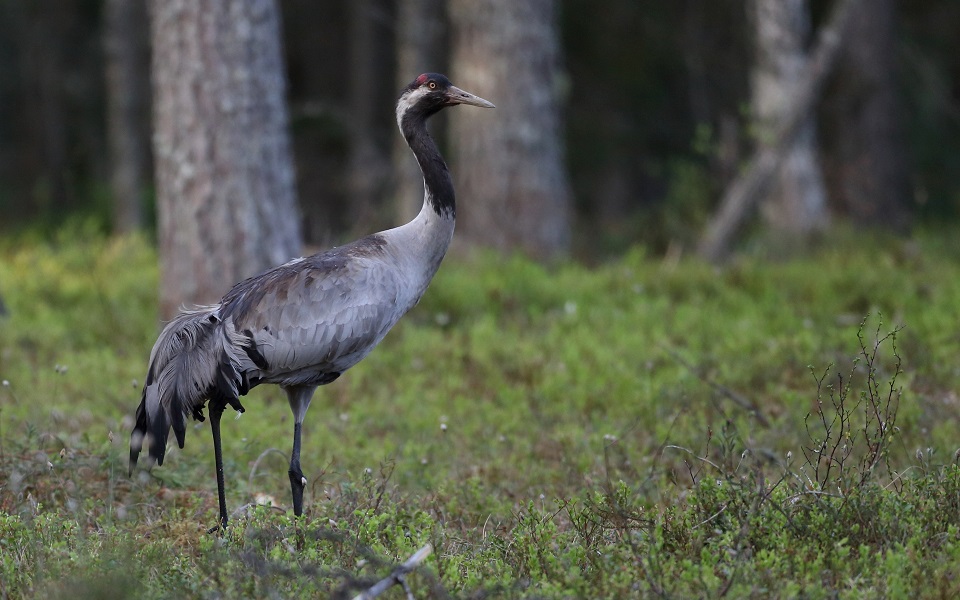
[128,306,251,472]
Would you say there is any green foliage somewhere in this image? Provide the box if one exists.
[1,228,960,597]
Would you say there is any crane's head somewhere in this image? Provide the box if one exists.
[396,73,495,130]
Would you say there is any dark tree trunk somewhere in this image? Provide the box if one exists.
[449,0,572,260]
[751,0,828,235]
[10,3,75,217]
[103,0,152,234]
[345,0,395,234]
[393,0,448,221]
[823,0,910,230]
[149,0,302,318]
[280,0,350,247]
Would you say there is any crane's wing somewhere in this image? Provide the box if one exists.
[220,237,408,385]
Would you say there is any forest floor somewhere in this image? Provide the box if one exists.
[2,223,960,598]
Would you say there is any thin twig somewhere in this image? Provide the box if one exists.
[692,502,730,530]
[663,445,723,472]
[784,489,844,503]
[661,345,771,426]
[247,447,289,491]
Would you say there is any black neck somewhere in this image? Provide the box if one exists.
[401,113,456,219]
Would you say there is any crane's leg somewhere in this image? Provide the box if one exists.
[209,402,229,532]
[285,385,317,517]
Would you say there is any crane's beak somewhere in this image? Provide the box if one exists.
[446,85,496,108]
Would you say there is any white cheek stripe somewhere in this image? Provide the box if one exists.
[396,87,431,130]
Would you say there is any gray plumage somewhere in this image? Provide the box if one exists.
[129,73,494,529]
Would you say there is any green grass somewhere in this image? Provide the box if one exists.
[1,225,960,597]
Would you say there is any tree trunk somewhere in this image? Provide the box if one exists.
[280,0,350,247]
[823,0,910,230]
[103,0,152,234]
[697,0,861,263]
[751,0,828,235]
[393,0,448,221]
[149,0,302,318]
[11,2,75,218]
[449,0,572,260]
[346,0,395,234]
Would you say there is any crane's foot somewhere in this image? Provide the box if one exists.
[207,514,228,534]
[289,467,307,517]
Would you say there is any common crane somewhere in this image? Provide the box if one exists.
[129,74,494,529]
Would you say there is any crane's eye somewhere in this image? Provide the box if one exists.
[428,80,437,89]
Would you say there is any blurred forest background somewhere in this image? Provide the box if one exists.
[1,0,958,272]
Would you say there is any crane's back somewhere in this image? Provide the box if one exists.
[219,227,445,389]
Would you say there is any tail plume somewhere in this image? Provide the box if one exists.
[129,306,249,474]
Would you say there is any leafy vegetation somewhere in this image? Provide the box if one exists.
[1,226,960,597]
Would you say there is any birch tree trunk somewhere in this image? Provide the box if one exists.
[751,0,828,235]
[449,0,572,260]
[697,0,860,262]
[149,0,302,318]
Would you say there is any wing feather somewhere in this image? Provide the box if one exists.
[221,241,409,385]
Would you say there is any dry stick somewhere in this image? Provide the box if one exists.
[661,346,771,427]
[247,447,289,492]
[352,544,433,600]
[696,0,863,263]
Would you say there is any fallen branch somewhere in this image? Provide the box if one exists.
[352,544,433,600]
[661,346,771,427]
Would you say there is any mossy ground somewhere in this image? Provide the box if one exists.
[1,224,960,598]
